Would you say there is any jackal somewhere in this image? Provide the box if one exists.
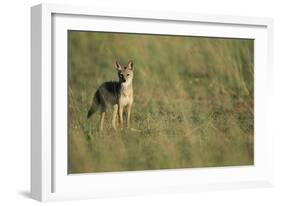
[87,60,134,131]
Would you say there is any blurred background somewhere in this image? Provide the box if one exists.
[68,31,254,173]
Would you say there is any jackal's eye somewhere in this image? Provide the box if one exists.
[127,74,130,76]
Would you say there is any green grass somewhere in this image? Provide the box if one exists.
[68,31,254,174]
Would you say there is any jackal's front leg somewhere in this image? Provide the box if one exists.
[118,106,124,129]
[112,104,118,130]
[126,104,132,128]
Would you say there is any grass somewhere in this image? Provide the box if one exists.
[68,31,254,174]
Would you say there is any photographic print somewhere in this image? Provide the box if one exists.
[68,31,254,174]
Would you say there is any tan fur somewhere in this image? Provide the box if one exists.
[118,83,133,129]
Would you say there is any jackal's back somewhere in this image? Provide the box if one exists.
[97,81,121,105]
[87,81,121,118]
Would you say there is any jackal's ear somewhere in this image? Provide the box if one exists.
[115,61,122,71]
[127,60,133,70]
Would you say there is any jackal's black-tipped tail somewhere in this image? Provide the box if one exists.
[87,107,95,119]
[87,103,97,118]
[87,92,99,118]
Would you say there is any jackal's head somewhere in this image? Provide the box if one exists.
[115,60,134,84]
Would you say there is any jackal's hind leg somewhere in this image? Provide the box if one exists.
[100,112,105,131]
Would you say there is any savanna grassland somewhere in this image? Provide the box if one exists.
[68,31,254,174]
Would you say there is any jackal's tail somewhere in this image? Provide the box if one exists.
[87,106,95,119]
[87,93,99,118]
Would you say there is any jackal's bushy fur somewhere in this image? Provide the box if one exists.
[87,60,134,130]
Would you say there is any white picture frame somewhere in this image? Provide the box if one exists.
[31,3,274,202]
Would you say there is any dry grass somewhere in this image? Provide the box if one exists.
[68,31,254,174]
